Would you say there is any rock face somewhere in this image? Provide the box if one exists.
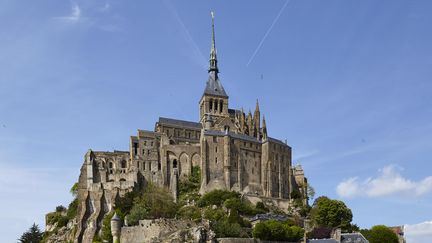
[120,219,211,243]
[44,15,308,243]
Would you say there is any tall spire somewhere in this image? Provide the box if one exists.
[209,11,218,73]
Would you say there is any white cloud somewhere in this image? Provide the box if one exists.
[405,221,432,243]
[336,165,432,198]
[55,2,82,23]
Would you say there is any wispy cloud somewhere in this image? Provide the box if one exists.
[246,0,291,66]
[162,0,207,69]
[405,221,432,243]
[336,165,432,198]
[55,2,82,23]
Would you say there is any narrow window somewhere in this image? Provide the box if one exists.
[214,100,218,111]
[133,142,138,155]
[215,146,218,153]
[158,162,161,171]
[173,159,178,168]
[143,161,146,171]
[220,100,223,113]
[209,99,213,111]
[215,157,218,164]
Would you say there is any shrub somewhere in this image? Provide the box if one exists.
[361,225,398,243]
[252,220,304,241]
[212,218,242,238]
[56,205,66,212]
[127,184,177,225]
[204,207,226,222]
[197,190,240,207]
[100,212,114,243]
[177,206,202,221]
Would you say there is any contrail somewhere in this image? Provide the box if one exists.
[246,0,291,67]
[162,0,207,70]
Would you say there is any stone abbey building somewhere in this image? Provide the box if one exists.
[74,15,307,243]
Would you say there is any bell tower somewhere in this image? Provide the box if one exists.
[199,11,229,124]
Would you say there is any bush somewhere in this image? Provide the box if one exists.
[179,166,201,195]
[56,205,66,212]
[212,219,242,238]
[127,184,177,225]
[66,198,79,220]
[197,190,240,207]
[177,206,202,221]
[100,212,114,243]
[204,207,226,222]
[252,220,304,241]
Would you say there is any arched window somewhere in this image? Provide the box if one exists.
[173,159,178,168]
[209,99,213,111]
[214,100,218,112]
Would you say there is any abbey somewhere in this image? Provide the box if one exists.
[74,15,307,243]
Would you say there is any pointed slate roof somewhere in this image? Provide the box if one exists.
[203,71,228,98]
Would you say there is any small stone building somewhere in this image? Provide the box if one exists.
[73,15,308,243]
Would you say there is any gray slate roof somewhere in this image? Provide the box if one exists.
[341,233,369,243]
[158,117,202,129]
[204,130,260,143]
[308,240,338,243]
[203,71,228,98]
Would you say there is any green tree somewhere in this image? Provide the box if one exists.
[361,225,398,243]
[309,196,353,231]
[127,184,177,225]
[19,223,43,243]
[252,220,304,241]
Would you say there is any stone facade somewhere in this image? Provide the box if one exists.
[71,15,308,243]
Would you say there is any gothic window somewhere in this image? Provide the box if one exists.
[209,99,213,111]
[143,161,146,171]
[173,159,178,168]
[220,100,223,113]
[214,100,218,112]
[121,160,127,168]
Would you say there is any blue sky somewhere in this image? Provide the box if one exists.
[0,0,431,242]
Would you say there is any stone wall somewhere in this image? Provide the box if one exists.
[120,219,210,243]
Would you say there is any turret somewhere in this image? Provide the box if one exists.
[254,99,261,137]
[262,115,268,140]
[111,213,121,242]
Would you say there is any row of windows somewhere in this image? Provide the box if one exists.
[209,99,224,113]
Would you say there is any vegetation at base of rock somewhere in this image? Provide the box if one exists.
[100,211,114,243]
[19,223,43,243]
[309,196,353,231]
[252,219,304,241]
[360,225,399,243]
[177,206,202,221]
[196,189,240,207]
[179,166,201,195]
[127,184,177,225]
